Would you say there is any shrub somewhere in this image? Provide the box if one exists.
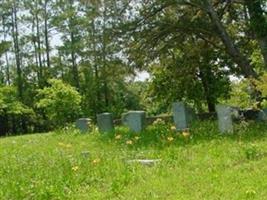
[0,86,35,135]
[220,79,256,109]
[0,86,33,115]
[255,73,267,107]
[35,79,82,127]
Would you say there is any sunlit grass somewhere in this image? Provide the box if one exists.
[1,121,267,199]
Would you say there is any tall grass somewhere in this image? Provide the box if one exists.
[0,120,267,199]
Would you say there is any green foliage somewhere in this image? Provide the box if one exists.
[256,73,267,107]
[256,74,267,96]
[250,44,265,71]
[108,81,143,117]
[1,0,267,134]
[148,56,231,113]
[35,79,82,127]
[220,80,256,109]
[243,144,263,161]
[0,41,11,56]
[0,86,33,115]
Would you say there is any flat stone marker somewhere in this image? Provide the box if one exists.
[126,159,161,167]
[172,102,194,130]
[97,113,114,133]
[75,118,92,133]
[216,105,233,133]
[81,151,90,158]
[122,111,146,133]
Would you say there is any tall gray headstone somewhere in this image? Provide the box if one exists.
[76,118,92,133]
[122,111,146,133]
[172,102,194,130]
[215,105,233,133]
[97,113,114,133]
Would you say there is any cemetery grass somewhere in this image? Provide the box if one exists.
[1,121,267,199]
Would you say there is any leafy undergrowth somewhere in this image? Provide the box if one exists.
[1,121,267,199]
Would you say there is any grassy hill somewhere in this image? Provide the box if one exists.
[1,121,267,199]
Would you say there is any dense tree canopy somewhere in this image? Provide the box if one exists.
[0,0,266,135]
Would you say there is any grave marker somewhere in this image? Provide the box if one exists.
[122,111,146,133]
[172,102,195,130]
[97,113,114,133]
[215,105,233,133]
[76,118,92,133]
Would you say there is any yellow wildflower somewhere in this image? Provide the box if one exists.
[65,144,72,148]
[170,126,176,131]
[134,136,140,140]
[115,135,122,140]
[92,158,101,164]
[126,140,133,145]
[58,142,65,146]
[153,118,165,125]
[72,166,79,172]
[182,131,190,138]
[167,137,174,142]
[58,142,72,148]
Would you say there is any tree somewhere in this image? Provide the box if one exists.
[11,0,24,98]
[121,0,267,77]
[52,0,84,90]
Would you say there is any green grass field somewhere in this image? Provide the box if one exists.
[1,121,267,200]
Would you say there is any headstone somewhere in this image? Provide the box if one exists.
[122,111,146,133]
[172,102,195,130]
[257,108,267,121]
[126,159,161,167]
[75,118,92,133]
[215,105,233,133]
[97,113,114,133]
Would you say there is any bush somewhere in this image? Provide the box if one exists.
[0,86,35,135]
[220,79,256,109]
[35,79,82,127]
[256,73,267,108]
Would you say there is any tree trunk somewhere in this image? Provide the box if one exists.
[102,0,109,108]
[67,0,80,90]
[199,65,216,113]
[2,16,11,85]
[32,16,40,82]
[44,0,51,69]
[0,114,8,136]
[11,1,23,99]
[92,20,101,105]
[70,31,80,90]
[35,8,43,87]
[204,0,258,78]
